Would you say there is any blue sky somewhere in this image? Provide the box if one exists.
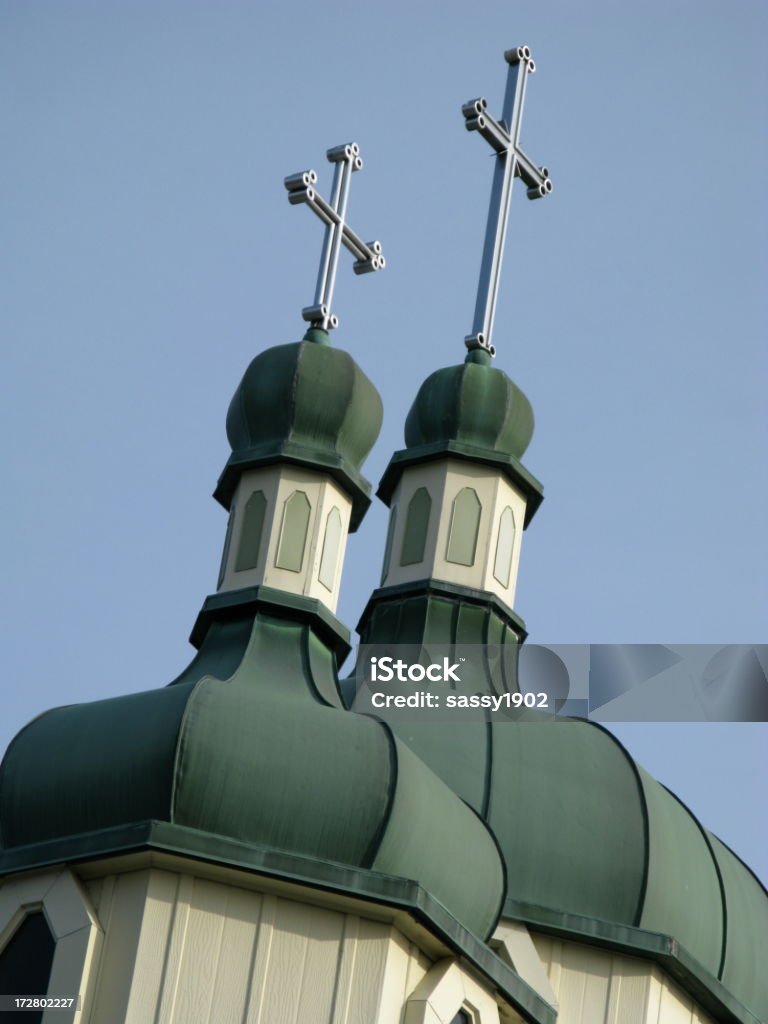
[1,2,766,883]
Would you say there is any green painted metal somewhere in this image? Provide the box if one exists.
[235,490,267,572]
[446,487,481,566]
[493,506,515,587]
[356,577,768,1021]
[172,615,392,867]
[405,360,534,460]
[637,768,724,976]
[275,490,310,571]
[318,507,342,591]
[372,735,505,941]
[0,681,195,848]
[190,584,352,663]
[302,326,331,346]
[504,899,761,1024]
[217,340,383,531]
[709,833,768,1021]
[0,595,506,941]
[488,721,648,925]
[400,487,431,566]
[378,355,542,529]
[357,579,528,645]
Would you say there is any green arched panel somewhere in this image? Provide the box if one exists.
[235,490,267,572]
[493,507,516,588]
[637,769,724,975]
[709,832,768,1021]
[400,487,431,566]
[318,507,342,591]
[488,721,647,924]
[372,737,504,939]
[276,491,311,572]
[446,488,481,566]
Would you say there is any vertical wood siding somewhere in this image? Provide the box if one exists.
[531,933,718,1024]
[84,869,431,1024]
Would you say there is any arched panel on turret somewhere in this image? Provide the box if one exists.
[276,491,311,572]
[401,488,432,566]
[493,507,516,588]
[235,490,267,572]
[446,488,481,566]
[318,507,342,591]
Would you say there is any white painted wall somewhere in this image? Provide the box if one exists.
[530,931,719,1024]
[83,867,436,1024]
[217,465,352,614]
[382,459,528,609]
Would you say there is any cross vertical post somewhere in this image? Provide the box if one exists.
[463,46,552,358]
[285,143,385,332]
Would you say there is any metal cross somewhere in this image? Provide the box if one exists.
[284,143,385,332]
[463,46,552,358]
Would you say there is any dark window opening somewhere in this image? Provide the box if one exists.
[0,911,56,1024]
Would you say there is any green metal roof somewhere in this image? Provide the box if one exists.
[0,591,505,941]
[356,581,768,1023]
[405,356,535,460]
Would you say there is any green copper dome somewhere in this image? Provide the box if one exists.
[216,331,383,530]
[405,354,534,460]
[378,354,544,526]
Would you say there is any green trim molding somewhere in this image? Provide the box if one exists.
[189,585,351,662]
[505,899,762,1024]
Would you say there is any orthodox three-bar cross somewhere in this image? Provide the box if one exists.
[285,143,385,332]
[463,46,552,358]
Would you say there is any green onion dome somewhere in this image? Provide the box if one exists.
[216,329,383,530]
[378,351,543,524]
[404,351,534,460]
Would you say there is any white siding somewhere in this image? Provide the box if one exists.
[530,933,719,1024]
[84,868,434,1024]
[218,465,352,614]
[383,459,528,610]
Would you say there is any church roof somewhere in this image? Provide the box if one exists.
[0,594,505,942]
[358,557,768,1024]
